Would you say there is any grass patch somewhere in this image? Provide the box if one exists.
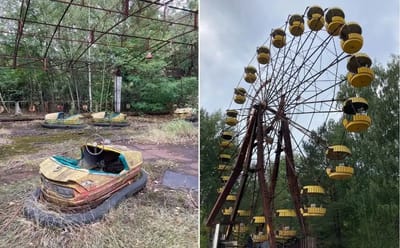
[0,178,197,248]
[136,120,197,144]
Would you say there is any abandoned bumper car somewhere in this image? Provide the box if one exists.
[41,112,85,129]
[24,140,147,227]
[91,111,129,127]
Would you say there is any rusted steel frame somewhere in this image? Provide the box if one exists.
[140,0,197,14]
[50,0,125,14]
[136,28,196,63]
[13,0,31,69]
[68,0,158,67]
[0,17,193,47]
[255,108,277,248]
[50,0,195,28]
[224,129,255,238]
[267,126,283,213]
[206,108,257,227]
[281,118,308,236]
[43,0,74,59]
[51,0,197,15]
[70,13,197,67]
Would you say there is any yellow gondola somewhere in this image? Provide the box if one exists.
[301,204,326,217]
[271,29,286,48]
[301,185,325,194]
[347,53,374,87]
[222,207,232,215]
[276,209,297,217]
[233,223,248,233]
[226,194,236,201]
[343,114,372,132]
[277,229,297,238]
[221,175,229,182]
[251,218,269,243]
[326,165,354,179]
[220,140,234,149]
[306,6,325,31]
[252,216,266,224]
[251,233,269,243]
[326,145,351,160]
[226,109,238,117]
[244,66,257,83]
[225,110,238,126]
[237,210,251,217]
[221,131,234,140]
[234,95,246,104]
[340,22,363,54]
[326,145,354,179]
[342,97,371,132]
[289,14,304,36]
[234,87,247,104]
[217,164,232,171]
[226,117,238,126]
[219,153,231,163]
[325,7,345,36]
[257,46,270,64]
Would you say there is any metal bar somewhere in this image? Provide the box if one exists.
[256,108,276,248]
[49,0,195,28]
[43,0,74,59]
[268,127,283,212]
[0,29,177,50]
[50,0,125,14]
[206,108,257,227]
[68,0,176,67]
[289,110,343,115]
[0,17,193,46]
[139,0,197,13]
[13,0,31,68]
[225,131,254,238]
[282,118,308,236]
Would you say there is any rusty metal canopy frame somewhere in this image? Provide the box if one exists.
[0,0,198,72]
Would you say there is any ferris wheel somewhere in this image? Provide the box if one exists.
[206,6,374,248]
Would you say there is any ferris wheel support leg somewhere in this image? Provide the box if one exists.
[225,158,251,238]
[206,108,257,227]
[281,119,309,236]
[256,110,277,248]
[226,108,259,238]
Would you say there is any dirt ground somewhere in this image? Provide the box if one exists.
[0,114,198,248]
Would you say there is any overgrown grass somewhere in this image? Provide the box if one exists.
[0,178,197,248]
[136,120,198,144]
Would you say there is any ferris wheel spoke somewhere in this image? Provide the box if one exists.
[283,53,348,108]
[282,40,340,103]
[271,31,320,101]
[268,32,335,102]
[286,77,347,114]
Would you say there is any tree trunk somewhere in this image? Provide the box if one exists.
[67,74,75,114]
[0,91,10,113]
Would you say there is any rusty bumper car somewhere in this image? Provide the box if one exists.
[173,108,198,122]
[41,112,86,129]
[24,137,147,227]
[91,112,129,127]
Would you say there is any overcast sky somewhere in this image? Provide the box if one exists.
[199,0,400,113]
